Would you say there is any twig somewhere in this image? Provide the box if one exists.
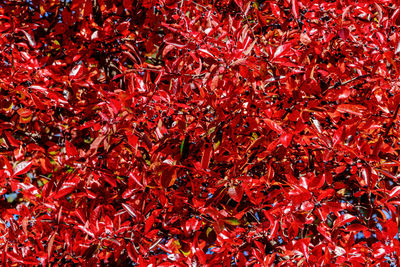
[192,2,209,10]
[324,74,369,94]
[124,68,206,79]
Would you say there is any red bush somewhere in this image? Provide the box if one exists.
[0,0,400,265]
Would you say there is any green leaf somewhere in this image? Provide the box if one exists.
[223,217,240,226]
[180,135,190,160]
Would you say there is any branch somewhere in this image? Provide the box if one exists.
[323,75,369,95]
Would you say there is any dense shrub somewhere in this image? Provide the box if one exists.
[0,0,400,265]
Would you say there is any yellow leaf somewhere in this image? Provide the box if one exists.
[223,217,240,226]
[213,141,220,150]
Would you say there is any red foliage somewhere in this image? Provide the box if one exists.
[0,0,400,265]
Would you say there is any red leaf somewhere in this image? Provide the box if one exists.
[389,186,400,198]
[308,173,325,190]
[5,131,21,147]
[6,252,24,264]
[77,225,95,238]
[17,29,36,48]
[127,132,139,147]
[65,140,78,157]
[280,133,293,148]
[69,64,83,80]
[145,214,155,234]
[385,220,398,239]
[338,28,350,41]
[90,135,105,151]
[396,41,400,55]
[334,214,356,229]
[160,166,177,188]
[13,161,32,177]
[273,44,291,59]
[291,0,299,20]
[52,186,75,199]
[300,33,311,45]
[126,243,138,261]
[265,118,284,134]
[391,7,400,25]
[129,172,143,188]
[30,85,48,93]
[201,144,212,170]
[336,104,366,116]
[47,233,56,260]
[122,203,138,219]
[332,126,344,147]
[228,186,243,202]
